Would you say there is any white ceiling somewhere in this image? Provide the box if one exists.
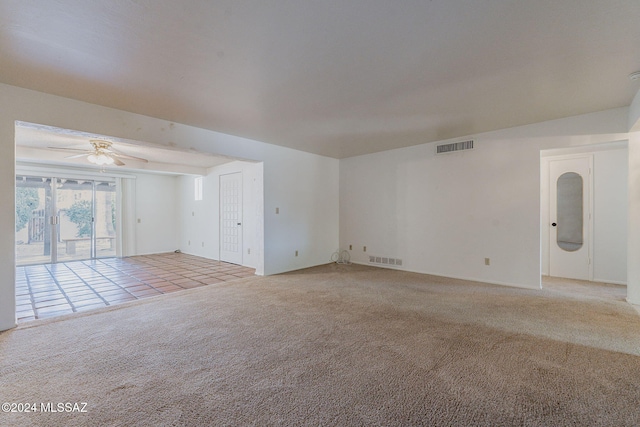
[2,0,640,159]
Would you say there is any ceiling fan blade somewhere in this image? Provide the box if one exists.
[111,152,149,163]
[113,158,125,166]
[65,153,90,159]
[47,146,91,153]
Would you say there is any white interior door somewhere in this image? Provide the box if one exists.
[549,156,592,280]
[220,172,243,265]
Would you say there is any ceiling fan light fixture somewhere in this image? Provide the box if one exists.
[50,139,146,167]
[87,153,114,165]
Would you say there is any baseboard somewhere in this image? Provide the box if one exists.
[626,299,640,317]
[626,297,640,306]
[0,320,17,332]
[592,278,627,286]
[350,261,540,290]
[351,261,406,272]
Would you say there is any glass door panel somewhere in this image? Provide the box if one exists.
[556,172,583,252]
[16,176,52,266]
[56,179,94,262]
[95,181,117,258]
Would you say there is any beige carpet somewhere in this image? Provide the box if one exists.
[1,263,639,426]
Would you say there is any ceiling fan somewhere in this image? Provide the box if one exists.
[47,140,149,166]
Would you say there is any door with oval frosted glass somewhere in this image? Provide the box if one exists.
[549,156,592,280]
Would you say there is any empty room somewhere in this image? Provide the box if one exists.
[1,1,640,426]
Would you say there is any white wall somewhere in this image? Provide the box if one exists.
[628,131,640,305]
[0,116,15,332]
[540,147,628,284]
[177,160,262,270]
[591,149,628,284]
[263,148,339,274]
[627,88,640,305]
[340,109,629,289]
[177,174,213,259]
[0,83,339,331]
[630,89,640,132]
[133,173,180,255]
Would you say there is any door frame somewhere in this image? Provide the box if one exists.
[543,153,594,281]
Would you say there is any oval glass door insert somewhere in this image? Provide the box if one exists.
[556,172,583,252]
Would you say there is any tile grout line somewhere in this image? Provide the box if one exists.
[83,260,180,299]
[86,259,146,300]
[21,266,38,320]
[64,262,112,308]
[17,255,256,324]
[42,264,77,317]
[95,258,190,293]
[117,258,189,284]
[135,258,252,282]
[90,258,169,295]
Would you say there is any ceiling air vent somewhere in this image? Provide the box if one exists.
[436,140,474,154]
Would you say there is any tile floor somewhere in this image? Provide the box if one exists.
[15,252,255,323]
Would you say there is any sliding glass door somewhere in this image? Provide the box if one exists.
[16,175,117,266]
[94,181,117,258]
[55,179,94,262]
[15,176,51,265]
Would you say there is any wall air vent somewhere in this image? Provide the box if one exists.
[436,140,474,154]
[368,255,403,267]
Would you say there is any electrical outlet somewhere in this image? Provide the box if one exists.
[295,250,298,257]
[276,207,279,214]
[192,211,195,216]
[349,244,352,250]
[188,240,191,245]
[363,246,367,252]
[247,248,251,255]
[485,258,490,266]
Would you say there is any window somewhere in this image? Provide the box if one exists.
[194,176,203,201]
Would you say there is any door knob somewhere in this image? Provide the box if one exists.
[551,222,557,227]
